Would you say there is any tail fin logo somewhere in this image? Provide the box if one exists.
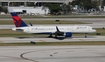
[12,16,22,27]
[11,12,27,27]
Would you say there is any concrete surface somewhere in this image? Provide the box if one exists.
[0,36,105,43]
[0,46,105,62]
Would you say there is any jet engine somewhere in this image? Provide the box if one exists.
[64,32,72,37]
[55,26,72,38]
[55,32,72,38]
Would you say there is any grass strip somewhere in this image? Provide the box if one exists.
[1,15,105,18]
[0,20,90,25]
[0,41,105,46]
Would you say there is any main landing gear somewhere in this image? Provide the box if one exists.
[85,33,88,38]
[48,34,53,38]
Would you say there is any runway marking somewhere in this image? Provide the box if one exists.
[78,39,85,41]
[20,49,68,62]
[20,48,87,62]
[20,48,105,62]
[20,51,39,62]
[39,40,45,42]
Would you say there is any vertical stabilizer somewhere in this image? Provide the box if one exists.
[10,12,27,27]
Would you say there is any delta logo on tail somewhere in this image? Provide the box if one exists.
[10,12,27,27]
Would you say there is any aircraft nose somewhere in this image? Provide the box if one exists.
[12,28,16,31]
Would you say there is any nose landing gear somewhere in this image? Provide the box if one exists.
[85,33,88,38]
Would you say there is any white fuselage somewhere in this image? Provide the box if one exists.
[12,25,96,34]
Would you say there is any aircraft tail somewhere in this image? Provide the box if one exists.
[10,12,27,27]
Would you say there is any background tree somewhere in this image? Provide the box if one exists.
[0,6,2,12]
[102,0,105,5]
[44,3,62,15]
[61,3,72,15]
[71,0,99,11]
[0,6,8,13]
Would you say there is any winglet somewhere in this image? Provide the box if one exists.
[10,12,27,27]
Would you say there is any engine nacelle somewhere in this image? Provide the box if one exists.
[64,32,72,37]
[55,32,72,38]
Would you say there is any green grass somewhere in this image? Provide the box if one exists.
[95,28,105,35]
[0,20,90,25]
[1,15,105,18]
[0,41,105,46]
[46,15,105,18]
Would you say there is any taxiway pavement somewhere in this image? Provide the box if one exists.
[0,36,105,43]
[0,46,105,62]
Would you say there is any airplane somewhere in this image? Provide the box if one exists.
[11,12,96,39]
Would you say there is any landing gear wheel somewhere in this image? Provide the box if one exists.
[55,35,58,38]
[85,33,88,38]
[48,34,53,38]
[85,35,87,38]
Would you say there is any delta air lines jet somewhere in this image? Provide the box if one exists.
[11,12,96,38]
